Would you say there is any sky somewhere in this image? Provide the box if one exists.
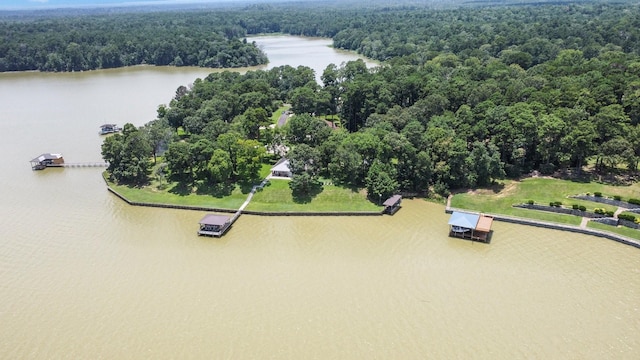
[0,0,248,10]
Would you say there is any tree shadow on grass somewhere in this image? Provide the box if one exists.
[195,182,235,198]
[238,177,264,194]
[168,181,192,196]
[291,183,324,204]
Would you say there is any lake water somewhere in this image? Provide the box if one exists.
[0,36,638,359]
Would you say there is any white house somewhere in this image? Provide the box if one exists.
[270,159,292,178]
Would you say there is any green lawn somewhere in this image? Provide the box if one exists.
[450,177,640,225]
[588,221,640,240]
[105,173,248,210]
[246,179,381,212]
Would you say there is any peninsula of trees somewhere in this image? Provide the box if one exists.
[14,1,634,200]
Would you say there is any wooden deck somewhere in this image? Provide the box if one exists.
[449,229,491,243]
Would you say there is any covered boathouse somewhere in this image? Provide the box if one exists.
[198,214,231,237]
[30,153,64,170]
[383,195,402,214]
[99,124,121,135]
[447,211,494,243]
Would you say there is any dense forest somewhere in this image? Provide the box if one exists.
[8,1,634,198]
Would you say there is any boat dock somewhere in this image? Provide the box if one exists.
[447,211,494,243]
[198,176,269,237]
[30,153,108,170]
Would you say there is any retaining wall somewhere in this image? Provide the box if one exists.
[571,195,640,209]
[513,203,605,218]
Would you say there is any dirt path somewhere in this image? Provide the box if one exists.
[579,217,590,229]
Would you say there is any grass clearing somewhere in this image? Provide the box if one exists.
[247,179,381,212]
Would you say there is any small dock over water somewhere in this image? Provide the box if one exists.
[30,153,108,170]
[198,176,270,237]
[448,211,494,243]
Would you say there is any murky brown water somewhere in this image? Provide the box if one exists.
[0,36,638,359]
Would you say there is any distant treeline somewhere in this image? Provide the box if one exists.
[0,11,268,72]
[2,2,639,72]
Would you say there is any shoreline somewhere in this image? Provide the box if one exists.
[106,184,383,217]
[106,176,640,248]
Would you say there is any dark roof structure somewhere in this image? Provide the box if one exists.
[30,153,63,163]
[383,195,402,207]
[199,214,231,226]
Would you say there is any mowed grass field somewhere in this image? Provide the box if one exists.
[246,179,381,212]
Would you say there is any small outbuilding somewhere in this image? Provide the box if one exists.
[383,194,402,214]
[270,158,292,178]
[30,153,64,170]
[447,211,494,243]
[198,214,231,237]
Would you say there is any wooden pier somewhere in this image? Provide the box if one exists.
[31,153,108,170]
[61,162,109,168]
[198,177,269,237]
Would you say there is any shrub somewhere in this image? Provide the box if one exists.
[572,204,579,210]
[549,201,555,207]
[539,163,555,175]
[605,210,615,217]
[527,199,534,205]
[628,198,640,205]
[594,208,606,215]
[578,205,587,212]
[613,195,622,201]
[594,192,602,197]
[618,213,636,222]
[554,201,562,207]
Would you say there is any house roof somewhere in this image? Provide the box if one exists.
[199,214,231,226]
[271,159,291,173]
[100,124,118,128]
[448,211,480,229]
[383,194,402,207]
[31,153,63,162]
[475,215,494,233]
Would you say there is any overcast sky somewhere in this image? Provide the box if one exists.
[0,0,251,10]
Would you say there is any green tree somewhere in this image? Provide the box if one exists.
[165,141,193,181]
[208,149,233,184]
[235,139,265,182]
[365,159,398,203]
[101,123,151,184]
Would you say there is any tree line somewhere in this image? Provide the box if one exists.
[0,10,267,72]
[5,2,640,73]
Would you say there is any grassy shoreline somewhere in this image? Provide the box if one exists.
[103,172,381,213]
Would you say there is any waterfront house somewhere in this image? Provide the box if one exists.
[270,158,292,178]
[198,214,231,237]
[447,211,494,243]
[30,153,64,170]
